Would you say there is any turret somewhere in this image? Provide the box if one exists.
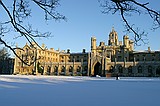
[91,37,96,54]
[123,35,129,48]
[129,40,134,51]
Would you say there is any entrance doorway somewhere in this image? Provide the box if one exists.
[94,62,101,76]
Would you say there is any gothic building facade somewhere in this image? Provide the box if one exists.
[14,42,89,76]
[14,28,160,77]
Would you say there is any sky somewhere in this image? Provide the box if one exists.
[1,0,160,54]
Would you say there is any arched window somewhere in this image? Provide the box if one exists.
[40,66,44,75]
[118,65,123,73]
[54,66,58,75]
[82,66,88,76]
[77,66,81,72]
[128,66,132,73]
[148,66,152,74]
[138,66,142,73]
[69,66,73,73]
[156,66,160,75]
[68,66,73,76]
[47,66,51,75]
[76,66,81,76]
[109,66,114,73]
[60,66,65,75]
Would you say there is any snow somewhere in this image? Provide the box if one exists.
[0,75,160,106]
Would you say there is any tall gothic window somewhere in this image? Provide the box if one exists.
[128,66,132,74]
[156,66,160,76]
[148,66,152,74]
[138,66,142,73]
[118,65,123,73]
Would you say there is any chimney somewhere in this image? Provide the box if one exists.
[67,49,70,53]
[148,47,151,52]
[82,49,86,53]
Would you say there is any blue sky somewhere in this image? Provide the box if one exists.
[1,0,160,53]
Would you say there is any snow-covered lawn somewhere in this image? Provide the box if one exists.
[0,75,160,106]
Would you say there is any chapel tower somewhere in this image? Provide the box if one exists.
[108,27,119,46]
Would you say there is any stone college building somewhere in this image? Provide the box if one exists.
[14,28,160,77]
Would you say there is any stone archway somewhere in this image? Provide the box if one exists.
[94,62,102,76]
[47,66,51,75]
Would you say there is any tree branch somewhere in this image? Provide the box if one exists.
[99,0,160,45]
[0,0,65,66]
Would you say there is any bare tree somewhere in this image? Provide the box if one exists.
[0,0,65,65]
[0,47,10,60]
[99,0,160,45]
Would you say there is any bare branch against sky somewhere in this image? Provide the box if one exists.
[0,0,65,65]
[99,0,160,45]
